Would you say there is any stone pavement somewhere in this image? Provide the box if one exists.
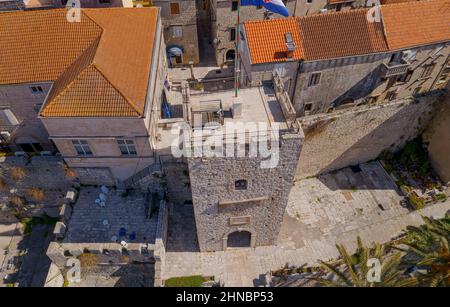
[69,263,155,287]
[163,162,450,286]
[0,223,53,287]
[64,187,158,244]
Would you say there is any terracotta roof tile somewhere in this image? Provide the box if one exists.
[0,9,102,84]
[244,18,304,64]
[41,66,140,117]
[298,9,388,61]
[0,8,159,117]
[381,0,450,50]
[244,0,450,64]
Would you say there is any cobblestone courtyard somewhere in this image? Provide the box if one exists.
[65,188,158,244]
[164,162,450,286]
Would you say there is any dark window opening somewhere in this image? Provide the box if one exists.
[231,1,238,11]
[170,2,180,14]
[230,28,236,41]
[19,143,43,153]
[227,231,251,248]
[226,50,235,61]
[308,72,321,86]
[304,103,313,112]
[235,179,248,190]
[30,86,44,94]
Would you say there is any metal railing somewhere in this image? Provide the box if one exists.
[380,60,410,78]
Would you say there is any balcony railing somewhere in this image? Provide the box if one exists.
[380,60,410,78]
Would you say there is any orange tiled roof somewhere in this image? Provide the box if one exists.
[0,8,159,117]
[298,9,388,61]
[0,9,102,85]
[245,18,304,64]
[245,0,450,64]
[381,0,450,50]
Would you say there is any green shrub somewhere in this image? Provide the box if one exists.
[20,214,58,235]
[164,275,206,287]
[432,193,447,202]
[408,193,425,210]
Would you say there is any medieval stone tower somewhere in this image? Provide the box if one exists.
[186,98,304,251]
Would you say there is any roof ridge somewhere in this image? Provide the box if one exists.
[41,37,101,114]
[298,7,370,20]
[90,63,142,116]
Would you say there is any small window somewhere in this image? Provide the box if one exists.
[421,63,435,78]
[170,2,180,14]
[307,0,313,3]
[230,28,236,41]
[235,179,247,190]
[172,26,183,38]
[99,0,110,3]
[308,72,321,87]
[72,139,92,156]
[304,103,313,112]
[117,138,137,155]
[30,86,44,94]
[231,0,238,11]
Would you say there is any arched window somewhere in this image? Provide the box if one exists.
[226,50,235,62]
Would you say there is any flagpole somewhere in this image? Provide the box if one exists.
[234,0,240,98]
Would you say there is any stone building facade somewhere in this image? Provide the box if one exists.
[154,0,200,65]
[0,82,54,152]
[207,0,298,66]
[423,88,450,185]
[0,8,168,185]
[188,130,303,251]
[293,44,450,117]
[179,82,303,251]
[41,8,167,184]
[240,0,450,177]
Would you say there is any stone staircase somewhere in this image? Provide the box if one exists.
[123,163,163,190]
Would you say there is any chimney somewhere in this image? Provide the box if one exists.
[285,32,296,59]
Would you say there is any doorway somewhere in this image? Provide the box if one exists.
[18,143,43,153]
[227,230,251,248]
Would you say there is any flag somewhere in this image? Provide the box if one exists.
[241,0,290,17]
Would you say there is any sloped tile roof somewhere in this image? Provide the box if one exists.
[244,18,304,64]
[381,0,450,50]
[244,0,450,64]
[0,9,102,84]
[0,8,159,117]
[298,9,388,61]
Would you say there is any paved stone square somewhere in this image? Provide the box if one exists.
[64,187,158,244]
[163,162,450,286]
[69,263,155,287]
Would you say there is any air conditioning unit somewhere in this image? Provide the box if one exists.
[320,9,328,13]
